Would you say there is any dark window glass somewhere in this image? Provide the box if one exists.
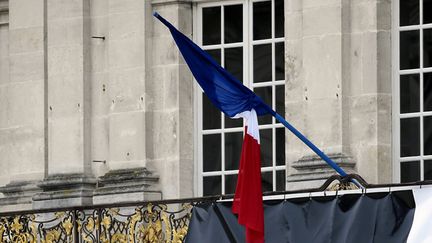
[276,128,285,166]
[401,161,420,183]
[203,7,221,45]
[425,160,432,180]
[203,176,221,196]
[424,0,432,24]
[260,129,272,167]
[275,42,285,80]
[253,1,271,40]
[424,29,432,67]
[225,132,243,170]
[400,74,420,113]
[276,85,285,118]
[400,117,420,157]
[400,0,419,26]
[400,30,420,70]
[225,47,243,81]
[203,95,221,130]
[225,116,243,128]
[254,87,272,124]
[254,44,272,82]
[424,116,432,155]
[225,174,238,194]
[276,170,286,191]
[261,171,273,192]
[224,5,243,43]
[203,134,221,172]
[424,73,432,111]
[206,49,221,64]
[275,0,284,38]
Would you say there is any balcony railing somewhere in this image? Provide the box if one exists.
[0,174,386,243]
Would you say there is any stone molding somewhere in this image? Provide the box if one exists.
[151,0,191,6]
[0,180,41,206]
[287,153,356,182]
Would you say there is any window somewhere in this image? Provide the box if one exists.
[394,0,432,182]
[195,0,285,196]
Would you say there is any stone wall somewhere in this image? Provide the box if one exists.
[0,0,394,210]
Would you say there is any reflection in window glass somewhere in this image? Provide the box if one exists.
[400,30,420,70]
[225,132,243,170]
[423,116,432,155]
[275,0,284,38]
[253,1,271,40]
[400,118,420,157]
[203,95,221,130]
[254,44,272,82]
[424,29,432,68]
[225,47,243,81]
[424,73,432,111]
[254,87,272,124]
[203,7,221,45]
[261,172,273,192]
[424,160,432,180]
[401,161,420,183]
[225,5,243,43]
[400,74,420,113]
[225,174,238,194]
[260,129,272,167]
[275,42,285,81]
[400,0,419,26]
[203,176,221,196]
[424,0,432,24]
[203,134,221,172]
[276,170,286,191]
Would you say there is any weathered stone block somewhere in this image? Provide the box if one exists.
[48,18,83,47]
[108,111,146,167]
[9,52,44,82]
[8,27,43,54]
[108,12,143,41]
[303,4,341,37]
[9,0,43,29]
[108,38,144,69]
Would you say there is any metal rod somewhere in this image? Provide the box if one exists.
[271,111,363,188]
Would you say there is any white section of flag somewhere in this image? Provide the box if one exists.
[233,109,260,144]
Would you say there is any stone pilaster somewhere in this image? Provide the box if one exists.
[33,0,95,209]
[0,0,45,209]
[147,0,194,199]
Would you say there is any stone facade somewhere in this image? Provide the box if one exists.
[0,0,393,211]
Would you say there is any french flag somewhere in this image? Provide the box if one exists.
[232,109,264,243]
[154,13,268,242]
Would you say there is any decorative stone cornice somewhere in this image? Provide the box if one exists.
[0,0,8,13]
[151,0,191,6]
[287,153,356,182]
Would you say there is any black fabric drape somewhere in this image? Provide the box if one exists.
[185,191,415,243]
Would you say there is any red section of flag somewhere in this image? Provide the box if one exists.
[232,127,264,243]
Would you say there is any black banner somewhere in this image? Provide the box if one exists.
[185,191,415,243]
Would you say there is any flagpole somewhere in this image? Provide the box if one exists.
[269,109,363,189]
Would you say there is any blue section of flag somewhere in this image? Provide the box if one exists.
[153,12,271,117]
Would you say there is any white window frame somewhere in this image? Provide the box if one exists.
[392,0,432,182]
[193,0,285,196]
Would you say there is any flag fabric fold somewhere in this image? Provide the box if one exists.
[232,109,264,243]
[154,13,265,242]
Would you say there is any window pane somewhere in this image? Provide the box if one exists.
[253,1,271,40]
[261,171,273,192]
[425,160,432,180]
[424,0,432,24]
[225,174,238,194]
[260,129,272,167]
[400,117,420,157]
[225,132,243,170]
[224,5,243,43]
[203,7,221,45]
[225,116,243,128]
[400,0,419,26]
[276,170,286,191]
[275,42,285,81]
[254,44,272,82]
[275,0,284,38]
[400,74,420,113]
[225,47,243,81]
[424,73,432,111]
[254,87,272,124]
[424,116,432,155]
[276,128,285,166]
[203,95,221,130]
[401,161,420,183]
[203,176,221,196]
[400,30,420,70]
[424,29,432,68]
[276,85,285,118]
[206,49,221,65]
[203,134,221,172]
